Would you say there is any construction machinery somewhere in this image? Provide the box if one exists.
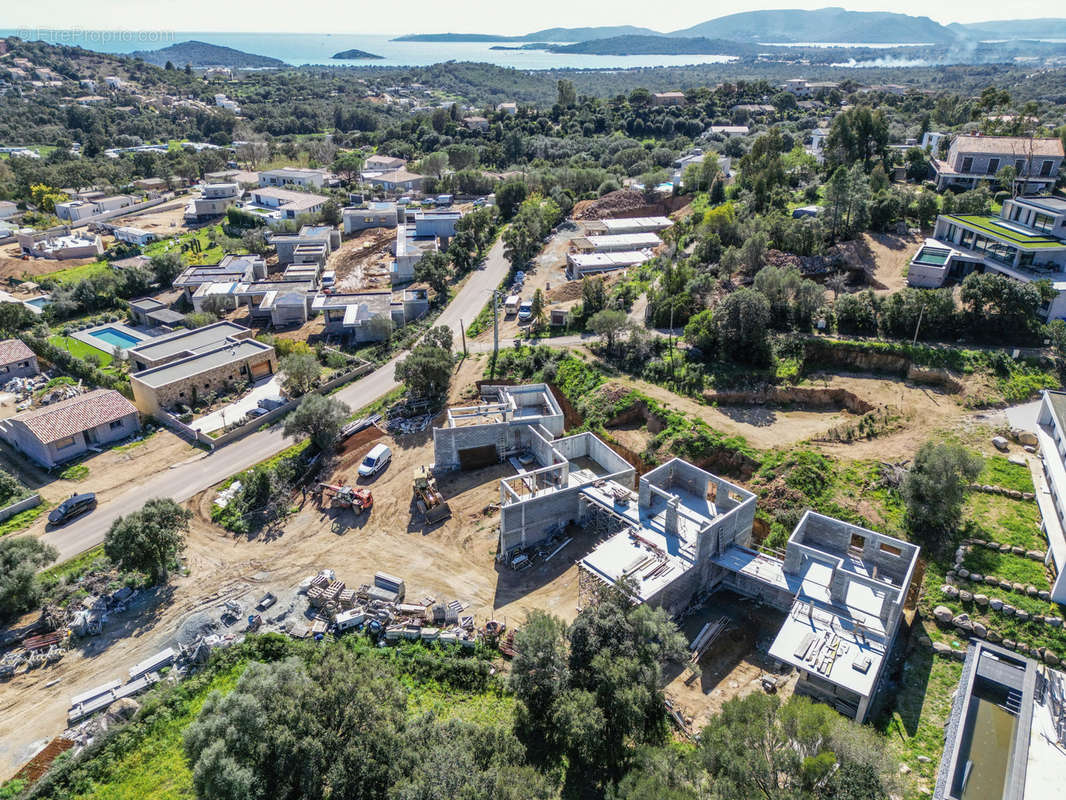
[413,466,451,523]
[316,483,373,513]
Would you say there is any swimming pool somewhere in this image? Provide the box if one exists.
[25,297,50,308]
[90,327,142,349]
[913,246,951,267]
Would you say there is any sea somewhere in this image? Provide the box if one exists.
[0,29,740,70]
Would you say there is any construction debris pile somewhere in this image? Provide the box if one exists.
[289,570,481,647]
[0,585,147,681]
[571,189,648,221]
[1,372,79,412]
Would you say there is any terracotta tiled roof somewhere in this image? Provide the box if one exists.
[953,135,1064,157]
[14,389,137,444]
[0,338,34,366]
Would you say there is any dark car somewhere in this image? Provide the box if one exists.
[48,492,97,525]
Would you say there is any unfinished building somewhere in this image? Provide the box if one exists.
[430,383,919,723]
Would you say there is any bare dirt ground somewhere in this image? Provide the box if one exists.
[110,201,189,237]
[0,381,593,776]
[664,593,797,732]
[329,229,395,292]
[838,231,925,295]
[609,371,969,459]
[0,430,199,539]
[0,241,97,282]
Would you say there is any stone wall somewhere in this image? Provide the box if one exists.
[132,350,276,414]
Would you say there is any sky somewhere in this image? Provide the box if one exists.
[3,1,1060,36]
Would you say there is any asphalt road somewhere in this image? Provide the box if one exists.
[40,237,512,563]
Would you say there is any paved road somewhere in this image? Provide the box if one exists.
[40,237,512,563]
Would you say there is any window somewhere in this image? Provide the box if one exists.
[879,542,903,557]
[961,156,973,173]
[55,436,78,450]
[987,157,1000,175]
[849,533,865,551]
[1033,213,1054,234]
[109,420,123,430]
[1041,160,1055,177]
[1015,158,1025,173]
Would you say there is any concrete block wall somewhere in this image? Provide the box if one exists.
[697,494,757,565]
[646,564,703,617]
[500,485,584,552]
[432,422,508,472]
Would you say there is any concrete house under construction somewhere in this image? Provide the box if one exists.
[431,383,920,722]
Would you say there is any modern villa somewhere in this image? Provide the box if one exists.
[908,196,1066,320]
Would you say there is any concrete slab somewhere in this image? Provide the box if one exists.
[192,376,283,434]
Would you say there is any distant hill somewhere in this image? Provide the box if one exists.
[130,40,284,68]
[393,25,661,43]
[951,18,1066,40]
[331,49,384,60]
[547,36,756,57]
[523,25,662,41]
[669,7,959,43]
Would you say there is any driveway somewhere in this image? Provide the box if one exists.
[193,376,284,435]
[39,238,513,563]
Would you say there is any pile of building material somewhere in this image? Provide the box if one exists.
[688,616,730,664]
[289,567,480,649]
[571,189,648,221]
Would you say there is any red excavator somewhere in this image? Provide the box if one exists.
[316,483,373,513]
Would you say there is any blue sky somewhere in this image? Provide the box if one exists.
[4,1,1057,36]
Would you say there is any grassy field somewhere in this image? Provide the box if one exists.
[58,463,89,481]
[57,661,245,800]
[42,261,112,285]
[48,335,115,368]
[0,500,49,537]
[40,544,107,584]
[976,456,1034,493]
[876,631,963,789]
[961,548,1050,589]
[961,493,1044,551]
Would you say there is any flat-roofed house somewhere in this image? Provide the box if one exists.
[933,135,1064,193]
[187,183,240,220]
[127,321,254,372]
[127,297,184,329]
[130,337,277,415]
[0,338,39,379]
[343,202,399,233]
[1032,390,1066,606]
[907,196,1066,320]
[172,254,266,301]
[271,224,340,265]
[0,389,140,467]
[258,167,332,189]
[244,187,327,220]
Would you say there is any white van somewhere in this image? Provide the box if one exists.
[503,295,520,317]
[358,443,392,478]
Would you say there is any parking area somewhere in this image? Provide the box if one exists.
[191,375,284,434]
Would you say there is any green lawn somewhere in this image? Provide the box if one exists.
[976,456,1034,493]
[58,463,89,481]
[40,544,107,584]
[405,678,515,726]
[48,335,114,367]
[0,501,48,537]
[43,260,112,285]
[876,631,962,788]
[961,493,1044,551]
[960,548,1050,590]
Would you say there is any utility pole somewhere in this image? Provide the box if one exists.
[491,289,501,377]
[912,304,925,346]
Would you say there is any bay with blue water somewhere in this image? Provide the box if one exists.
[0,29,739,70]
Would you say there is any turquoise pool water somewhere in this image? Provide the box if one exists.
[90,327,141,348]
[914,246,951,266]
[25,297,50,308]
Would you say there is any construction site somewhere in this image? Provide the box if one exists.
[1,378,923,776]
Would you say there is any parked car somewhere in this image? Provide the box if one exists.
[517,300,533,323]
[48,492,97,525]
[358,443,392,478]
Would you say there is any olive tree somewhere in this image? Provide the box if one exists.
[104,498,192,582]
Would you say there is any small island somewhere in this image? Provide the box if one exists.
[331,49,385,60]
